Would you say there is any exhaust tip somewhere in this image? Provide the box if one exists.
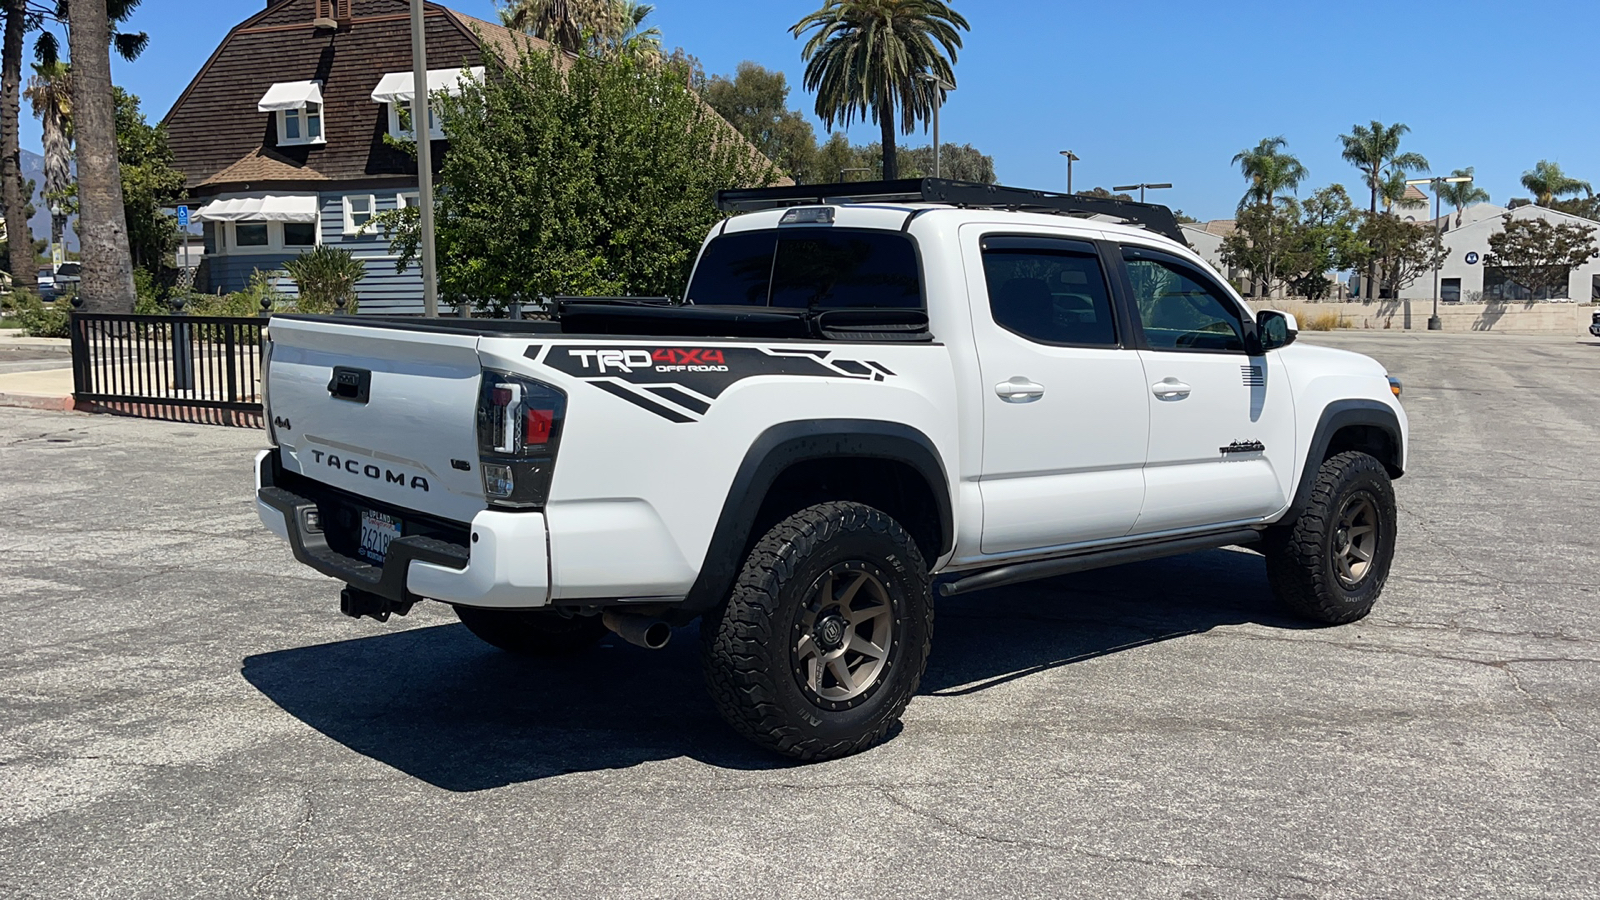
[602,612,672,650]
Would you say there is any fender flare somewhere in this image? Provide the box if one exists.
[1286,399,1405,520]
[681,419,953,613]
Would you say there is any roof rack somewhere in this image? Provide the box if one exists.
[716,178,1187,244]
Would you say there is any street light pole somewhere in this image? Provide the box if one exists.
[1112,182,1174,203]
[916,73,955,178]
[1408,174,1472,332]
[1059,150,1079,194]
[410,0,439,317]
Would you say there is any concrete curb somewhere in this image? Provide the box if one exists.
[0,392,75,411]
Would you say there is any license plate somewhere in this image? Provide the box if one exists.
[358,510,401,565]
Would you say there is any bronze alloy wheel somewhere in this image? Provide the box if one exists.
[1332,494,1380,587]
[791,564,896,711]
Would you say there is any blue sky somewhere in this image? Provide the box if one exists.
[30,0,1600,221]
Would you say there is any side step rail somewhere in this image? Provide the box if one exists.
[938,528,1262,597]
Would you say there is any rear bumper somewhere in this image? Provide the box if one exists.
[254,449,551,608]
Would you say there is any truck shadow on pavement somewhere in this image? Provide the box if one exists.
[242,547,1313,792]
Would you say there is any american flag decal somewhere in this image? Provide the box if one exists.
[1241,365,1265,387]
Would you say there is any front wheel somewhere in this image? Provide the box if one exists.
[1264,451,1397,624]
[701,501,933,761]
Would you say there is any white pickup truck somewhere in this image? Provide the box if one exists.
[256,179,1407,760]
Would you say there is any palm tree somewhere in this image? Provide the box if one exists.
[1520,160,1591,208]
[1,0,34,291]
[1339,120,1429,300]
[1232,136,1306,209]
[1436,166,1489,227]
[614,1,661,57]
[791,0,969,181]
[25,60,72,254]
[69,0,135,312]
[1231,136,1306,298]
[498,0,624,54]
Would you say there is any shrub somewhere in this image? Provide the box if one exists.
[5,290,70,337]
[282,246,364,314]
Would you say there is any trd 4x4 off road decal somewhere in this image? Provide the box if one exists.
[526,344,895,422]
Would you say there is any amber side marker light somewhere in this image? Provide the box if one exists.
[1388,376,1403,398]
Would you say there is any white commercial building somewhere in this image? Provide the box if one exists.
[1395,203,1600,304]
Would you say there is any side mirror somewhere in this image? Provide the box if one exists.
[1256,309,1298,351]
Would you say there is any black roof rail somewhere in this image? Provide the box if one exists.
[716,178,1188,244]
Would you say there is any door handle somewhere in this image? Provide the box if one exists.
[1151,377,1192,399]
[995,377,1045,403]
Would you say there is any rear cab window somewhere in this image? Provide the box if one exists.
[686,226,922,310]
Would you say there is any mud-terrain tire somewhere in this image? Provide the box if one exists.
[701,501,933,761]
[1264,451,1397,624]
[453,606,609,656]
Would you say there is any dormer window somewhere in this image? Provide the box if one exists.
[257,80,326,147]
[371,67,484,141]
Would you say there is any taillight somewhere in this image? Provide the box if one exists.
[476,371,566,510]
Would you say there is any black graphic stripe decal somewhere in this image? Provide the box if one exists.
[588,380,696,423]
[644,386,711,415]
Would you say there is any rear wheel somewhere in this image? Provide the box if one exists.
[1264,451,1397,624]
[701,501,933,761]
[453,606,609,656]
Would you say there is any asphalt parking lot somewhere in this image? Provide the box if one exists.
[3,329,1598,899]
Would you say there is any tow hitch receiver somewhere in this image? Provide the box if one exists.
[340,585,414,622]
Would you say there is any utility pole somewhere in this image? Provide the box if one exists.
[410,0,439,317]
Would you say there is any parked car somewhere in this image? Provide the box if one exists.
[254,179,1409,760]
[1590,309,1599,337]
[52,261,80,295]
[35,268,55,301]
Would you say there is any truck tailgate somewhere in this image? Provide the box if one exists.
[265,318,486,523]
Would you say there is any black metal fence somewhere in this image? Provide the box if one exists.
[70,312,266,426]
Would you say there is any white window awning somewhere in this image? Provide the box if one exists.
[370,66,485,104]
[257,80,324,112]
[194,195,319,223]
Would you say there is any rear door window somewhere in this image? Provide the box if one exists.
[684,227,921,309]
[981,236,1119,346]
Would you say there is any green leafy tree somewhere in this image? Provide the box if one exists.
[703,61,819,182]
[1231,136,1307,296]
[1220,198,1297,298]
[1547,195,1600,222]
[814,131,869,181]
[114,88,185,277]
[1281,185,1363,300]
[1354,212,1446,299]
[1436,167,1489,227]
[283,245,365,314]
[791,0,969,181]
[1520,160,1591,208]
[1483,214,1598,300]
[379,38,774,309]
[1339,120,1429,300]
[889,142,994,182]
[1081,186,1133,202]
